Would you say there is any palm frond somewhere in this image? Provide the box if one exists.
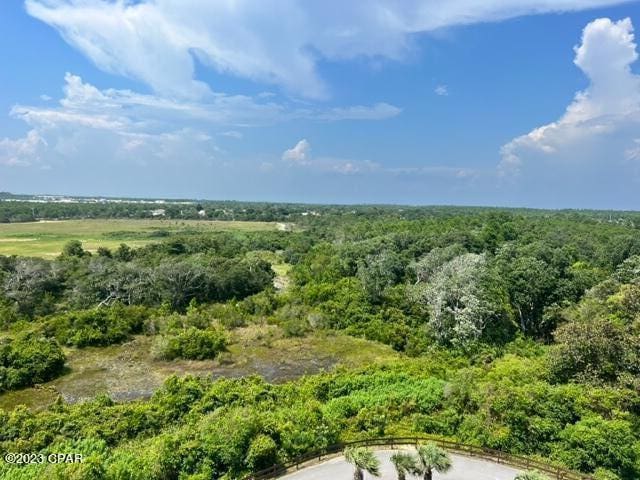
[416,442,452,473]
[391,451,420,477]
[344,446,381,477]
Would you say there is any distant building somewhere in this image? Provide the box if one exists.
[151,209,166,217]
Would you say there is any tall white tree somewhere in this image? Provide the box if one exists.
[412,252,493,347]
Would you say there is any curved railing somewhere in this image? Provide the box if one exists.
[242,435,593,480]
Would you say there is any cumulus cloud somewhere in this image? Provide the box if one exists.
[499,17,640,177]
[0,130,47,166]
[281,139,382,174]
[26,0,627,99]
[0,72,401,169]
[280,139,474,178]
[282,139,311,165]
[1,74,221,169]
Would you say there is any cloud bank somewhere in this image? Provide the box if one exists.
[0,73,400,169]
[26,0,627,99]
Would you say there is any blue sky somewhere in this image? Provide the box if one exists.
[2,1,640,208]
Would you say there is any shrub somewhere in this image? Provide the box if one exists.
[0,333,65,391]
[245,434,278,470]
[43,305,150,347]
[152,328,227,360]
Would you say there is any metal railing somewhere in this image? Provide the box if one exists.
[242,435,593,480]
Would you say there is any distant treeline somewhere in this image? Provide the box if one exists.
[1,194,639,224]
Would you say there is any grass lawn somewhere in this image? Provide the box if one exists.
[0,219,283,257]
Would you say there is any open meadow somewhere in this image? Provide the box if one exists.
[0,218,284,257]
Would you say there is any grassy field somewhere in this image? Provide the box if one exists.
[0,219,284,257]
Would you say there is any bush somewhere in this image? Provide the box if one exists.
[0,333,65,391]
[43,305,150,347]
[548,317,634,384]
[152,328,227,360]
[245,434,278,470]
[553,416,639,478]
[276,305,311,337]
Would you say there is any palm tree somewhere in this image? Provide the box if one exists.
[514,472,550,480]
[344,446,381,480]
[390,451,420,480]
[415,442,452,480]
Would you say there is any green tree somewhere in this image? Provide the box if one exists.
[497,252,556,336]
[553,416,639,478]
[548,317,630,383]
[344,446,381,480]
[415,443,452,480]
[114,243,134,262]
[357,251,404,303]
[62,240,86,258]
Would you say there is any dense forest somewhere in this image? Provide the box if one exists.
[0,202,639,479]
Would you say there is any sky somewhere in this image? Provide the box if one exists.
[2,1,640,209]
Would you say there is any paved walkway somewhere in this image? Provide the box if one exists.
[280,449,523,480]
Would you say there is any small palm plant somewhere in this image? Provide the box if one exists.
[344,446,381,480]
[390,451,420,480]
[416,442,452,480]
[515,472,551,480]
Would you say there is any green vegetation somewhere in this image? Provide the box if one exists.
[42,305,150,347]
[416,443,452,479]
[0,203,639,479]
[388,443,451,480]
[152,327,227,360]
[0,333,65,391]
[0,218,282,257]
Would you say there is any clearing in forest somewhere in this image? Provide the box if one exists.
[0,218,284,257]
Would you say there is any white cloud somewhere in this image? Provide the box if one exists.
[325,159,380,175]
[389,165,477,178]
[499,17,640,177]
[434,85,449,96]
[26,0,627,99]
[280,140,472,178]
[1,74,222,169]
[12,73,399,131]
[0,130,47,166]
[0,72,401,169]
[282,139,311,165]
[39,94,52,101]
[281,139,382,174]
[220,131,243,139]
[316,103,402,121]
